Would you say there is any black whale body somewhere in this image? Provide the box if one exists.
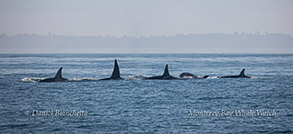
[144,64,178,80]
[179,72,209,79]
[221,69,251,78]
[100,59,123,80]
[39,67,68,82]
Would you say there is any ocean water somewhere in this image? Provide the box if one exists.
[0,53,292,133]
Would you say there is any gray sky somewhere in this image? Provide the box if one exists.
[0,0,293,37]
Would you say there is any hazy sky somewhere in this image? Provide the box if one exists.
[0,0,292,37]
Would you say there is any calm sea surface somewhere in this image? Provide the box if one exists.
[0,53,292,133]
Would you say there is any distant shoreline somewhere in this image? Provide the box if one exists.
[1,33,292,53]
[0,48,292,54]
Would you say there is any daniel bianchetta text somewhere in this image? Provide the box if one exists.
[25,110,88,116]
[188,109,277,117]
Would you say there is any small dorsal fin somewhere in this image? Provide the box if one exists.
[202,75,209,79]
[110,59,121,79]
[55,67,63,78]
[162,64,170,76]
[239,68,245,76]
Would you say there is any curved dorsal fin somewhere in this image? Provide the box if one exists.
[239,68,245,76]
[110,59,121,79]
[55,67,63,78]
[162,64,170,76]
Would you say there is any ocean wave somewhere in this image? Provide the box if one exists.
[179,76,195,79]
[250,77,262,79]
[71,78,99,82]
[20,77,100,82]
[180,75,220,79]
[126,75,151,80]
[206,76,220,79]
[20,77,43,82]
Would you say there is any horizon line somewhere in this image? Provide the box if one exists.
[1,32,292,38]
[1,48,292,54]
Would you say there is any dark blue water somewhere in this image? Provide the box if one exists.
[0,53,292,133]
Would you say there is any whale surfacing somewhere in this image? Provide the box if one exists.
[179,72,201,79]
[179,72,210,79]
[145,64,178,80]
[100,59,123,80]
[221,69,251,78]
[39,67,68,82]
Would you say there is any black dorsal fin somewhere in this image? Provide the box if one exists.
[162,64,170,76]
[55,67,63,78]
[239,68,245,76]
[110,59,121,79]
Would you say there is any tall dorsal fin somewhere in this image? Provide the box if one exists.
[110,59,121,79]
[54,67,63,78]
[239,68,245,76]
[162,64,170,76]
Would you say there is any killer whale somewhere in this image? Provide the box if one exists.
[100,59,123,80]
[221,68,251,78]
[39,67,69,82]
[179,72,200,78]
[144,64,178,80]
[179,72,209,79]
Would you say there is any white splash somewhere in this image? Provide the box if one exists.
[206,76,220,79]
[20,77,44,82]
[71,78,99,81]
[127,75,152,80]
